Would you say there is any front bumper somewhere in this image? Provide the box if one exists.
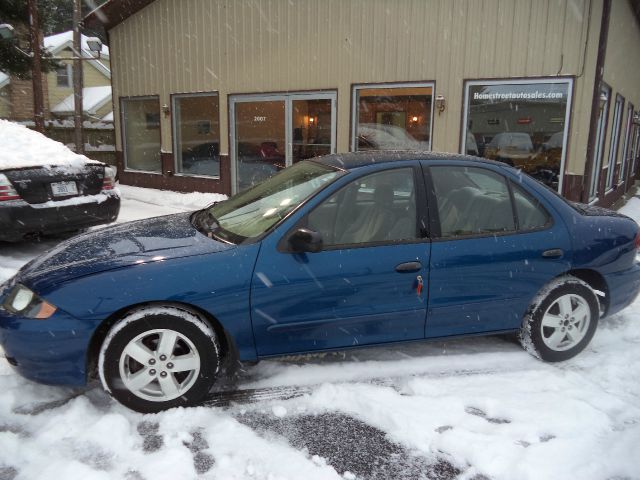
[603,262,640,317]
[0,305,96,386]
[0,191,120,241]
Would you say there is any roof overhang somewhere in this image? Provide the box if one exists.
[631,0,640,28]
[84,0,156,32]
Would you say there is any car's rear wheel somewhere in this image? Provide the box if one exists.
[519,276,599,362]
[98,306,220,412]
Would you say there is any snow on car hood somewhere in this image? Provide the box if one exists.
[0,120,102,172]
[14,212,233,292]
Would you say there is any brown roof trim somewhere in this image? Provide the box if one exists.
[631,0,640,29]
[582,0,612,203]
[84,0,156,32]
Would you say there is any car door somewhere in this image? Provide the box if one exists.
[250,165,431,356]
[423,162,571,338]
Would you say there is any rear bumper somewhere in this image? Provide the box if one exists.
[603,262,640,317]
[0,191,120,241]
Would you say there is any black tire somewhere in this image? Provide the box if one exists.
[98,307,220,413]
[518,276,599,362]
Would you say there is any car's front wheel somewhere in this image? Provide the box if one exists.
[98,306,220,412]
[519,276,599,362]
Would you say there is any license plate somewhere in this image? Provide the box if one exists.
[51,181,78,197]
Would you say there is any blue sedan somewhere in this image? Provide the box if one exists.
[1,152,640,412]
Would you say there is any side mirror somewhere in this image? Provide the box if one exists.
[288,228,323,253]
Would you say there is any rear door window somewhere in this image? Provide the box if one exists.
[430,166,516,238]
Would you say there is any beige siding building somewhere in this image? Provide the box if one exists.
[88,0,640,206]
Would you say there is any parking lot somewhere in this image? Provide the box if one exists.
[0,187,639,480]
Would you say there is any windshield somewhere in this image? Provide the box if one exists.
[196,161,343,243]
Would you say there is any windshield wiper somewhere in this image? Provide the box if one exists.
[192,208,219,234]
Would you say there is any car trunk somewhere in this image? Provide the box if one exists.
[4,164,105,204]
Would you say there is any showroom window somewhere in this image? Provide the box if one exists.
[121,96,162,173]
[461,78,573,193]
[605,94,624,191]
[351,82,434,152]
[172,93,220,177]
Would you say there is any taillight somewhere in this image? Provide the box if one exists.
[102,166,116,191]
[0,174,21,201]
[635,232,640,250]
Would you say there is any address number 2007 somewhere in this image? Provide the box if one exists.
[253,116,267,122]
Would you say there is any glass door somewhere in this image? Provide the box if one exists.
[291,97,334,163]
[233,98,286,192]
[230,92,336,193]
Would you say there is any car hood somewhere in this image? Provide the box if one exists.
[14,212,234,292]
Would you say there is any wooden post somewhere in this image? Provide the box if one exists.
[73,0,84,154]
[27,0,44,133]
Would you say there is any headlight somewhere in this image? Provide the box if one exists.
[2,284,57,319]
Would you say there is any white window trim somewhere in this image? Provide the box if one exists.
[351,82,435,153]
[619,102,635,183]
[171,91,221,180]
[56,64,72,88]
[461,77,574,195]
[589,85,611,202]
[605,94,624,193]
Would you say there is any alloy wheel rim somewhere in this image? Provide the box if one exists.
[118,328,201,402]
[540,293,591,352]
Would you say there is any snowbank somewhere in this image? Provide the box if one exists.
[0,120,101,171]
[118,184,226,211]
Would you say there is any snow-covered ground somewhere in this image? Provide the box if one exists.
[1,188,639,480]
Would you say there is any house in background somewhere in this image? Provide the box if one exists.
[87,0,640,207]
[0,30,112,123]
[0,30,115,163]
[44,31,113,123]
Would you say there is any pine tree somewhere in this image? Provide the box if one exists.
[0,0,75,78]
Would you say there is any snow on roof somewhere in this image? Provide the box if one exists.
[102,111,114,122]
[0,120,101,171]
[0,71,8,89]
[44,31,110,58]
[51,86,112,115]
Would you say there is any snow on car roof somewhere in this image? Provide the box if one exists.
[0,120,102,171]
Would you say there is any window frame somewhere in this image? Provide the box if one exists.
[424,163,553,241]
[56,64,72,88]
[619,102,635,183]
[120,95,162,174]
[589,83,612,202]
[285,164,430,252]
[460,77,574,195]
[171,91,221,179]
[350,81,436,153]
[605,93,625,192]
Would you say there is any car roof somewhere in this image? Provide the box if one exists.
[312,150,503,171]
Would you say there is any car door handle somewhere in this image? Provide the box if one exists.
[395,261,422,272]
[542,248,564,258]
